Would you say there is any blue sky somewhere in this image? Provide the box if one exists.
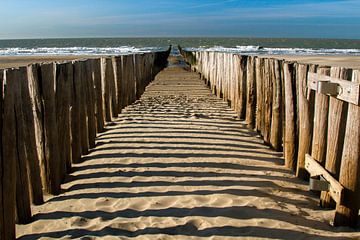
[1,0,360,39]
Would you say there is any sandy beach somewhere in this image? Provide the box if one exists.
[0,55,96,69]
[14,56,360,239]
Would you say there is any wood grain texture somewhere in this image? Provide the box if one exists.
[1,69,17,239]
[40,63,62,194]
[245,56,256,129]
[320,67,350,208]
[284,63,297,170]
[8,68,32,224]
[311,67,330,165]
[270,59,283,151]
[255,57,264,133]
[296,63,313,179]
[334,70,360,227]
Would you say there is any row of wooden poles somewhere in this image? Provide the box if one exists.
[0,49,170,240]
[180,48,359,228]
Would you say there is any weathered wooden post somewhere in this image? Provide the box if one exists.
[85,60,97,149]
[237,55,247,119]
[311,66,331,165]
[263,58,273,144]
[296,63,314,179]
[101,57,113,122]
[92,58,104,133]
[9,68,33,224]
[39,63,62,194]
[245,56,256,128]
[320,67,350,208]
[71,61,83,163]
[56,62,73,173]
[21,65,44,205]
[1,69,17,239]
[283,62,297,170]
[334,70,360,227]
[255,57,264,133]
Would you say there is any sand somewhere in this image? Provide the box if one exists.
[15,56,360,239]
[0,55,96,69]
[263,55,360,69]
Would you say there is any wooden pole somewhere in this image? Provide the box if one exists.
[311,66,330,165]
[238,56,247,119]
[269,59,283,151]
[79,61,89,155]
[283,62,297,170]
[255,57,264,133]
[110,57,119,118]
[245,56,256,128]
[56,62,72,175]
[296,63,314,179]
[92,58,104,133]
[8,68,32,224]
[1,69,17,239]
[40,63,62,194]
[20,65,44,205]
[101,58,112,122]
[71,61,83,164]
[85,60,97,149]
[263,58,273,144]
[334,70,360,227]
[320,67,350,208]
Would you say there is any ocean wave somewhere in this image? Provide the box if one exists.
[186,45,360,56]
[0,46,164,56]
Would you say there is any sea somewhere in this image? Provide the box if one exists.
[0,37,360,56]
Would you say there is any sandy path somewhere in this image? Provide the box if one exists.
[17,57,359,239]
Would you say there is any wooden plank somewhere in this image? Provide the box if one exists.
[320,67,350,208]
[284,62,297,170]
[1,69,17,239]
[311,66,331,166]
[334,70,360,227]
[245,56,256,129]
[308,72,359,105]
[40,63,61,195]
[305,154,344,205]
[9,68,32,224]
[296,63,314,179]
[269,59,282,151]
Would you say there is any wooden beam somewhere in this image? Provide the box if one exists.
[305,154,344,205]
[308,72,359,105]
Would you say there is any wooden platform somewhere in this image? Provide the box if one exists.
[16,56,360,239]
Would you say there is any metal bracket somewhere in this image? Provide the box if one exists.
[309,176,330,191]
[317,81,339,96]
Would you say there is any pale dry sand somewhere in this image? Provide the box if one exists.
[0,55,96,69]
[15,56,360,239]
[263,55,360,69]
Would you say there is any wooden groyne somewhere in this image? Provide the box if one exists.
[180,47,360,228]
[0,49,170,240]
